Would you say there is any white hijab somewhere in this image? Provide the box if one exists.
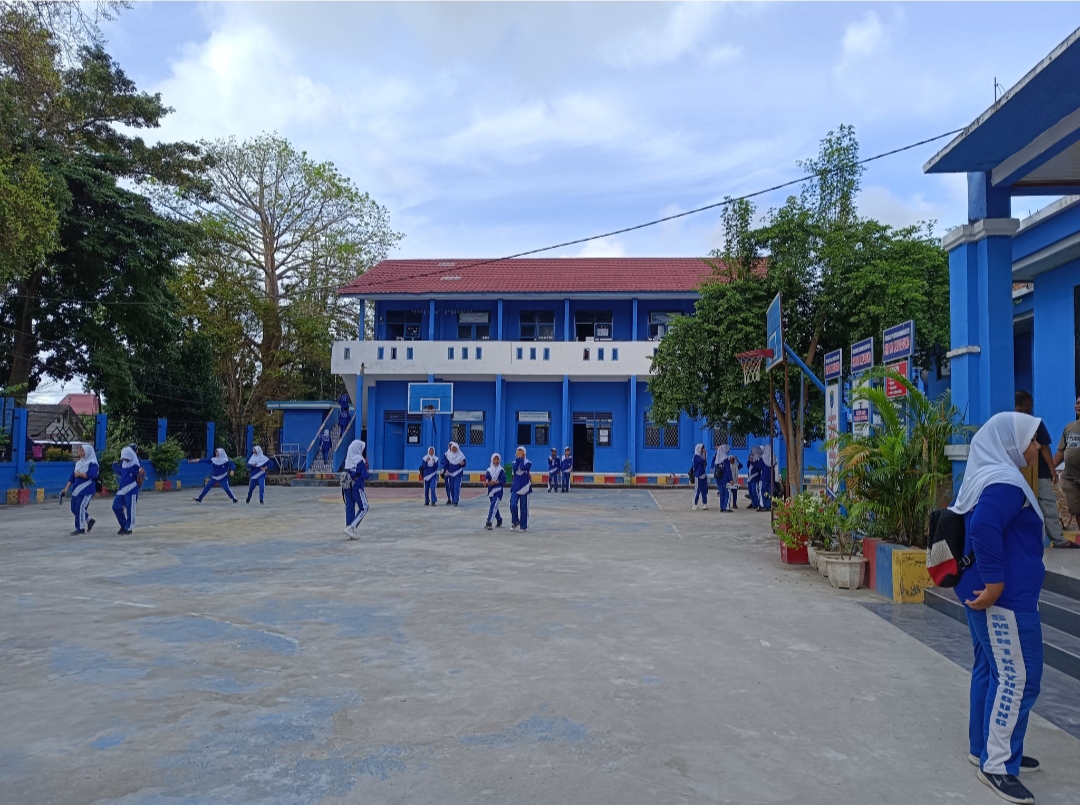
[445,442,465,465]
[760,446,775,467]
[695,443,705,458]
[749,445,763,461]
[249,446,270,467]
[516,446,528,465]
[423,447,439,466]
[75,444,98,474]
[211,448,230,466]
[487,453,502,479]
[950,412,1043,522]
[120,446,140,468]
[713,444,730,463]
[345,440,366,471]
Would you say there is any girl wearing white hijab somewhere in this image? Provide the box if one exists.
[747,446,764,509]
[692,443,709,510]
[420,446,440,506]
[484,453,505,530]
[190,448,238,503]
[758,445,776,511]
[60,444,99,535]
[509,446,533,531]
[948,412,1045,798]
[711,444,731,511]
[111,445,144,534]
[246,446,272,504]
[441,441,466,507]
[342,439,369,539]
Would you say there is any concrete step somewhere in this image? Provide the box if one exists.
[923,586,1080,682]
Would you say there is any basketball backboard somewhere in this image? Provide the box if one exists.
[407,382,454,415]
[766,292,784,370]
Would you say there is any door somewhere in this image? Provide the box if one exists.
[383,422,405,470]
[573,422,594,472]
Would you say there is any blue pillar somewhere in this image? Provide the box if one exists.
[95,414,107,453]
[13,407,28,475]
[429,299,436,341]
[562,375,570,450]
[628,376,637,474]
[357,299,365,341]
[246,424,254,458]
[355,373,364,441]
[368,384,378,469]
[564,299,571,342]
[495,373,504,462]
[157,418,168,444]
[497,299,504,341]
[632,298,639,342]
[206,422,215,458]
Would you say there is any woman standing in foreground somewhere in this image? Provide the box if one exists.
[950,412,1046,805]
[342,439,369,540]
[60,444,99,535]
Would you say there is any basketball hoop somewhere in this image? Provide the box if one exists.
[422,405,437,421]
[735,349,773,386]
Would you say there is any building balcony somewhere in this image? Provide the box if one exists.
[331,339,659,381]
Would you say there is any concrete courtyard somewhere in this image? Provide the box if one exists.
[1,485,1078,805]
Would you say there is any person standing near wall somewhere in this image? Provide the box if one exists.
[510,446,533,532]
[1052,395,1080,539]
[547,448,559,493]
[692,443,709,510]
[420,447,440,506]
[442,441,466,507]
[747,446,763,510]
[560,447,573,493]
[342,439,369,540]
[756,446,776,512]
[484,453,505,530]
[60,444,98,535]
[111,445,144,534]
[950,412,1047,805]
[1015,391,1078,549]
[246,446,271,505]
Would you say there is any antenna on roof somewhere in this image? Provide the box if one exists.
[994,77,1003,102]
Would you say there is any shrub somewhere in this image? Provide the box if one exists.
[148,439,185,481]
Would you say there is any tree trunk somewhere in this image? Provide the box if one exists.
[8,269,44,404]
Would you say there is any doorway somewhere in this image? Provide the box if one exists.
[573,422,594,472]
[383,422,405,469]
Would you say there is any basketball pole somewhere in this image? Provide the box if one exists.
[769,365,775,528]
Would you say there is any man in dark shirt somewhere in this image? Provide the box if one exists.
[1016,390,1078,548]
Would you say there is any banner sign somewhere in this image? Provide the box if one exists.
[517,411,550,423]
[452,410,484,422]
[883,320,915,361]
[458,311,490,324]
[825,383,840,488]
[885,361,910,399]
[824,349,843,381]
[850,338,874,374]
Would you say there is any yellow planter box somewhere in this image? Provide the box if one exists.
[35,488,44,503]
[154,480,164,492]
[6,489,17,505]
[893,549,935,603]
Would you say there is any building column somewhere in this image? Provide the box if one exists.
[157,418,168,445]
[632,298,639,341]
[562,375,570,450]
[205,421,215,458]
[368,383,378,469]
[429,299,436,341]
[495,373,504,463]
[497,299,504,341]
[564,299,571,342]
[357,299,365,341]
[628,376,637,475]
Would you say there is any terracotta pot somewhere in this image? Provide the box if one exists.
[16,488,30,505]
[163,481,173,491]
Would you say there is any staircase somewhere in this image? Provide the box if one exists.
[308,424,346,474]
[922,558,1080,682]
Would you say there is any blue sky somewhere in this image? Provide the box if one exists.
[28,2,1080,400]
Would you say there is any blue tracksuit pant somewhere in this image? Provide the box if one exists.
[71,491,94,531]
[247,476,265,503]
[345,487,368,529]
[424,474,438,504]
[548,469,558,491]
[446,473,462,505]
[487,493,503,525]
[694,476,709,506]
[197,477,237,502]
[511,492,529,529]
[561,472,570,493]
[112,490,138,530]
[966,606,1042,776]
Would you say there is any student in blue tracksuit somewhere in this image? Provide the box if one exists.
[950,412,1047,805]
[559,447,573,493]
[692,443,709,510]
[420,447,440,506]
[746,446,763,509]
[246,445,272,504]
[60,444,99,535]
[342,439,369,540]
[337,407,350,436]
[441,441,466,506]
[484,453,505,530]
[510,446,533,531]
[547,448,559,493]
[338,393,350,416]
[728,454,743,510]
[711,444,731,511]
[319,429,333,465]
[757,445,776,511]
[190,448,238,503]
[111,445,144,534]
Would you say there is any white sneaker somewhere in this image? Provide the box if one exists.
[703,505,709,510]
[692,505,698,511]
[343,526,356,539]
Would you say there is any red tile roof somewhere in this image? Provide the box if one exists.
[59,393,99,416]
[338,258,726,296]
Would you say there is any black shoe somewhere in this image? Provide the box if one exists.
[1053,541,1080,549]
[246,497,251,503]
[192,497,201,503]
[70,529,85,536]
[86,518,95,533]
[120,529,132,536]
[485,522,492,531]
[260,499,264,505]
[976,770,1035,804]
[969,755,1041,773]
[445,501,451,506]
[232,498,238,503]
[117,528,125,535]
[453,503,458,507]
[495,521,502,528]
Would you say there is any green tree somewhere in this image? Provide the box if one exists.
[649,127,950,492]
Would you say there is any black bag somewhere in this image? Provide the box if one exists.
[94,478,104,494]
[689,465,696,481]
[926,508,973,588]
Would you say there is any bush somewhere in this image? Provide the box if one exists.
[148,439,185,481]
[43,446,69,463]
[774,491,839,549]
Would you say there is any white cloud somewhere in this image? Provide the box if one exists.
[857,177,966,231]
[702,44,743,66]
[601,3,723,68]
[575,237,627,258]
[841,12,887,58]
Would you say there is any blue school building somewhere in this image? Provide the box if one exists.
[329,258,812,479]
[926,27,1080,450]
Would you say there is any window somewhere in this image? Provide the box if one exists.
[530,347,536,360]
[644,412,679,449]
[517,422,549,446]
[452,422,467,444]
[543,348,550,361]
[517,423,531,445]
[407,423,421,445]
[386,310,423,340]
[648,311,679,341]
[516,347,523,360]
[598,348,605,361]
[612,348,619,361]
[519,310,556,341]
[448,347,455,360]
[458,324,491,340]
[406,347,414,360]
[452,414,485,448]
[713,425,728,447]
[462,347,468,360]
[343,347,351,361]
[377,347,385,360]
[476,347,483,360]
[574,310,613,341]
[583,348,590,361]
[390,347,397,360]
[731,433,747,449]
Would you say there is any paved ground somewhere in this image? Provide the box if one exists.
[1,486,1078,805]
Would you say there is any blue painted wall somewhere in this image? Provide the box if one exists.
[281,409,333,453]
[502,381,564,463]
[1032,260,1079,440]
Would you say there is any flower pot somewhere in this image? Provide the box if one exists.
[163,480,173,491]
[16,488,30,505]
[816,551,842,578]
[154,480,164,492]
[827,556,868,590]
[5,489,17,505]
[34,488,44,503]
[807,544,819,569]
[99,488,110,498]
[779,541,809,565]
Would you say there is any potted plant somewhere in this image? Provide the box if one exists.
[16,463,35,504]
[773,493,814,565]
[824,497,870,590]
[148,439,185,491]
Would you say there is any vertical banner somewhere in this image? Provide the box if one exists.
[825,382,841,492]
[850,338,874,439]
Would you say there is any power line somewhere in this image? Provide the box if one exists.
[13,126,965,307]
